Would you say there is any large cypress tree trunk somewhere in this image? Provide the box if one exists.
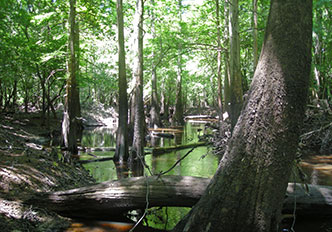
[173,0,312,231]
[114,0,129,163]
[131,0,145,174]
[61,0,80,154]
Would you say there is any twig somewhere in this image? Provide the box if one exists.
[156,145,198,177]
[130,145,199,230]
[129,153,150,232]
[300,122,332,138]
[87,152,97,157]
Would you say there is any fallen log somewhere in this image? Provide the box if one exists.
[184,115,216,119]
[184,115,218,122]
[283,182,332,216]
[147,142,207,155]
[26,176,332,220]
[79,157,114,164]
[80,147,116,152]
[27,176,209,219]
[148,128,183,133]
[151,132,175,139]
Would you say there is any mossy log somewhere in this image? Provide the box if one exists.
[27,176,332,220]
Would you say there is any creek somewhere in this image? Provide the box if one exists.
[80,122,218,183]
[67,121,332,232]
[68,122,218,231]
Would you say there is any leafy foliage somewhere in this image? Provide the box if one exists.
[0,0,330,113]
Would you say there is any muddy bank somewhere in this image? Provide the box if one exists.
[0,112,95,232]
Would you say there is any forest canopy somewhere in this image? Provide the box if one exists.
[1,0,331,116]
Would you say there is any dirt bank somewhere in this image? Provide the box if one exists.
[0,112,95,232]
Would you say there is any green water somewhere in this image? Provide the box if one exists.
[80,123,219,181]
[80,127,118,181]
[79,122,219,230]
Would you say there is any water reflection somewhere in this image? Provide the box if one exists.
[80,122,218,182]
[77,124,332,232]
[81,127,117,148]
[76,122,218,230]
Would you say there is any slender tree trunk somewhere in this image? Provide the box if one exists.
[216,0,223,122]
[173,0,184,126]
[150,67,161,127]
[36,65,46,121]
[114,0,129,163]
[131,0,145,174]
[252,0,258,70]
[160,81,169,121]
[24,82,29,113]
[149,0,161,128]
[173,0,312,231]
[3,87,8,110]
[61,0,80,154]
[74,20,81,120]
[224,0,231,115]
[173,52,184,126]
[229,0,243,130]
[128,91,135,146]
[11,79,17,110]
[313,8,324,99]
[0,79,3,110]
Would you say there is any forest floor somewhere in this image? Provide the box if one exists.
[0,101,331,231]
[0,103,120,231]
[0,110,102,232]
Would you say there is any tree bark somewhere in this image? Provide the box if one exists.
[216,0,223,122]
[27,176,332,220]
[228,0,243,130]
[0,79,3,110]
[223,0,231,115]
[61,0,80,154]
[160,81,169,121]
[173,1,312,231]
[172,0,184,126]
[131,0,145,174]
[149,0,161,128]
[252,0,258,70]
[114,0,129,163]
